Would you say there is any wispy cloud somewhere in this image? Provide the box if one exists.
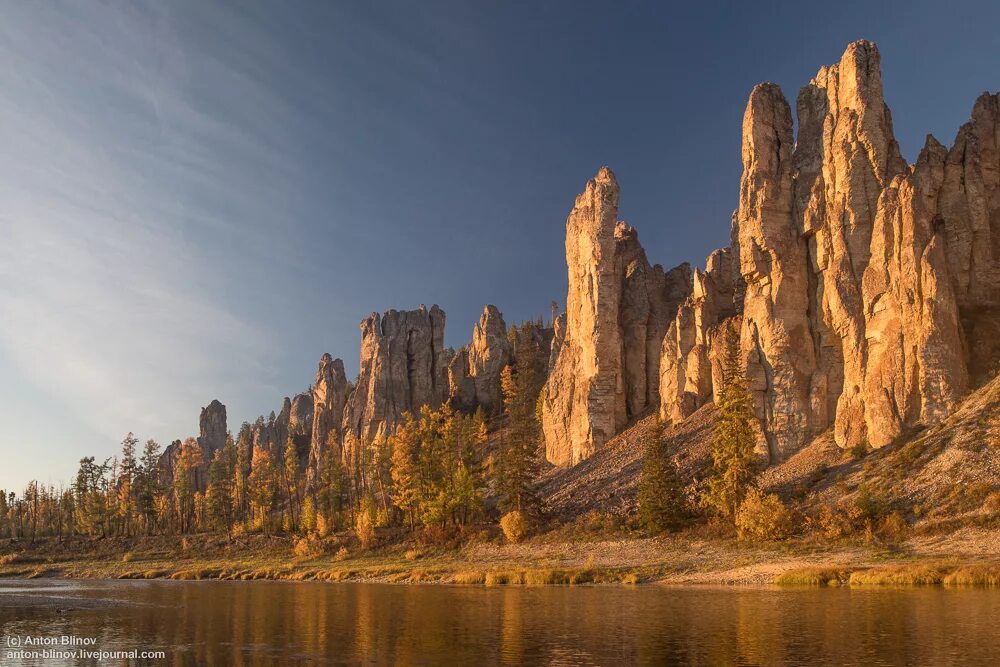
[0,3,306,487]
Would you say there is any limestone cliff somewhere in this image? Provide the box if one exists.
[307,353,348,484]
[341,305,448,472]
[541,168,691,466]
[447,305,511,416]
[660,40,999,456]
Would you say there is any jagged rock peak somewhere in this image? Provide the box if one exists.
[542,166,692,467]
[448,304,511,416]
[197,399,227,460]
[342,304,448,471]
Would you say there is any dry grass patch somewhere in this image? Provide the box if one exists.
[775,567,851,586]
[453,571,486,585]
[944,564,1000,586]
[848,564,949,586]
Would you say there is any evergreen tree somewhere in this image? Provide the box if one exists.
[117,433,139,536]
[701,322,758,521]
[496,363,541,517]
[137,439,162,534]
[206,450,234,538]
[637,426,688,533]
[316,435,347,535]
[283,436,301,532]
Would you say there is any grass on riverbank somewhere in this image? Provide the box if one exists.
[4,531,1000,588]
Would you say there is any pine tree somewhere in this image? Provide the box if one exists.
[283,436,301,532]
[137,439,162,535]
[206,449,234,538]
[117,433,139,536]
[316,435,347,535]
[637,425,688,533]
[496,362,541,517]
[701,322,758,521]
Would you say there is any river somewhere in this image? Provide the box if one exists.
[2,579,999,665]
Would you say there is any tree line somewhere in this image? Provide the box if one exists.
[0,322,548,544]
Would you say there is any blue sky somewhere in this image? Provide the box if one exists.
[1,0,998,491]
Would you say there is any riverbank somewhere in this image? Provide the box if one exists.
[3,527,1000,587]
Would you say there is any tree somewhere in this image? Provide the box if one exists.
[283,436,301,532]
[316,435,347,536]
[496,363,541,517]
[206,450,234,538]
[248,446,278,533]
[234,424,253,529]
[117,433,139,536]
[137,439,162,535]
[74,457,111,537]
[637,426,688,533]
[390,414,422,530]
[701,322,758,521]
[173,438,203,534]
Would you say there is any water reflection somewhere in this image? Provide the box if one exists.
[2,580,999,665]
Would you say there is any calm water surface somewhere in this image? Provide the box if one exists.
[1,579,999,665]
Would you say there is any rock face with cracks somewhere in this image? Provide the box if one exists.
[341,305,448,474]
[542,167,691,466]
[447,305,511,416]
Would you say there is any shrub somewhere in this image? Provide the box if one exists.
[850,441,870,461]
[334,546,349,561]
[355,511,376,550]
[500,511,529,544]
[879,511,909,543]
[0,553,20,567]
[293,533,324,558]
[122,551,135,563]
[734,488,796,541]
[453,572,485,585]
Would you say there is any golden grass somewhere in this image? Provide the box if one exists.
[943,565,1000,586]
[453,571,486,585]
[524,569,571,585]
[775,567,851,586]
[848,564,948,586]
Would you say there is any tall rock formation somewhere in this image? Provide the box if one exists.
[657,40,1000,458]
[862,138,968,446]
[197,399,227,461]
[735,83,821,460]
[287,391,314,466]
[447,305,511,416]
[659,249,736,422]
[795,40,908,448]
[308,353,348,483]
[342,305,448,472]
[542,167,624,466]
[542,167,691,466]
[939,93,1000,385]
